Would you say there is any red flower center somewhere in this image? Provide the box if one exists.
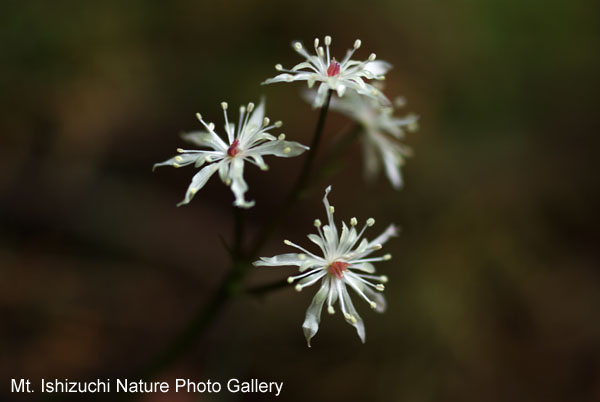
[327,59,341,77]
[227,139,240,157]
[328,261,349,279]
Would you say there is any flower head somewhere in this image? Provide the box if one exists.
[262,36,392,108]
[327,90,419,189]
[154,99,308,208]
[254,186,398,346]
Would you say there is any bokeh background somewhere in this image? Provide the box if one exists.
[2,1,599,401]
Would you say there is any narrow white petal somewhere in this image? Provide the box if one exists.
[176,162,220,206]
[302,280,329,347]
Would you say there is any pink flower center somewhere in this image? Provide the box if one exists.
[227,139,240,157]
[327,58,341,77]
[328,261,349,279]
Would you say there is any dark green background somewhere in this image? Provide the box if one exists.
[1,1,599,401]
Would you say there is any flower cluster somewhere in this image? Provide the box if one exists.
[154,99,308,208]
[254,186,397,346]
[155,35,417,346]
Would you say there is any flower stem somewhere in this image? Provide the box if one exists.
[249,90,334,257]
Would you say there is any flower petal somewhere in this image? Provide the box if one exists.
[229,157,254,208]
[302,279,329,347]
[176,162,220,206]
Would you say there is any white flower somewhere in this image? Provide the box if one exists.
[254,186,397,346]
[154,99,308,208]
[313,89,419,189]
[262,36,392,108]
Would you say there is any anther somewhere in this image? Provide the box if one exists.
[383,254,392,261]
[368,53,376,61]
[354,39,362,49]
[278,134,286,140]
[221,102,228,110]
[175,156,183,162]
[376,284,385,291]
[274,121,283,128]
[287,277,294,284]
[367,218,375,226]
[225,178,231,186]
[370,301,377,309]
[295,284,302,292]
[208,122,215,130]
[247,102,254,112]
[327,306,335,314]
[284,240,292,246]
[314,219,321,227]
[172,163,180,168]
[205,155,213,162]
[380,275,388,283]
[275,63,283,71]
[324,36,331,45]
[350,217,358,226]
[329,206,335,214]
[239,105,246,114]
[196,112,202,121]
[283,147,291,154]
[260,164,269,171]
[263,117,270,126]
[177,148,184,153]
[314,38,319,48]
[298,254,306,260]
[344,313,352,320]
[294,42,302,50]
[372,243,383,250]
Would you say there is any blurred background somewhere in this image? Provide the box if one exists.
[1,0,599,401]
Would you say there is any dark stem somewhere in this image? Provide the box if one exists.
[249,90,333,257]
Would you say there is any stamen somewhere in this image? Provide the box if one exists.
[350,217,358,226]
[274,121,283,128]
[367,218,375,226]
[283,240,322,260]
[324,35,331,46]
[275,63,283,71]
[314,219,321,227]
[278,134,286,140]
[353,39,361,49]
[368,53,376,61]
[221,102,228,110]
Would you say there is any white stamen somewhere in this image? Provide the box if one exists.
[275,63,283,71]
[314,219,321,227]
[368,53,376,61]
[278,133,286,140]
[350,217,358,226]
[383,254,392,261]
[367,218,375,227]
[247,102,255,113]
[283,147,291,154]
[263,117,270,126]
[294,42,302,50]
[327,306,335,314]
[274,121,283,128]
[324,35,331,45]
[354,39,361,49]
[329,206,335,214]
[221,102,228,110]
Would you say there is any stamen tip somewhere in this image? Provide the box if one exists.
[298,254,306,260]
[294,284,302,292]
[350,217,358,226]
[283,147,291,154]
[324,35,331,45]
[274,121,283,128]
[247,102,255,112]
[329,206,335,214]
[383,254,392,261]
[275,63,283,71]
[294,42,302,50]
[370,302,377,309]
[327,306,335,314]
[284,239,292,246]
[278,133,286,140]
[376,284,385,291]
[221,102,228,110]
[367,218,375,226]
[287,277,294,284]
[354,39,362,49]
[314,219,321,227]
[176,148,184,153]
[195,112,202,121]
[380,275,388,283]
